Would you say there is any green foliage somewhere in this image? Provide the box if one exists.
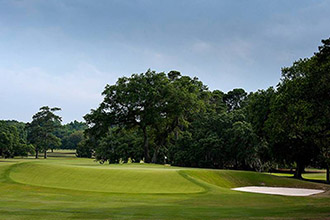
[264,38,330,178]
[61,130,84,150]
[246,88,275,138]
[27,106,62,158]
[223,88,247,111]
[76,139,93,158]
[94,127,143,163]
[0,120,33,158]
[168,110,260,170]
[54,120,87,150]
[84,70,208,163]
[85,70,171,162]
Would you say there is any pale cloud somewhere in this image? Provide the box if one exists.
[1,67,101,102]
[0,63,115,123]
[223,39,254,64]
[192,40,212,53]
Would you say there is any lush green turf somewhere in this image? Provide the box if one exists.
[47,149,77,157]
[303,172,327,180]
[269,169,327,181]
[10,162,204,193]
[0,157,329,220]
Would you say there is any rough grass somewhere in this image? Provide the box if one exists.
[0,158,329,220]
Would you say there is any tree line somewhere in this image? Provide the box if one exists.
[0,38,329,182]
[0,110,86,159]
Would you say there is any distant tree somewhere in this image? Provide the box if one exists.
[223,88,247,111]
[65,120,88,131]
[0,121,33,158]
[76,139,93,158]
[207,90,226,114]
[227,120,258,170]
[2,120,28,141]
[62,130,84,150]
[185,112,232,168]
[27,106,62,159]
[0,131,12,158]
[245,88,276,167]
[246,88,275,139]
[53,120,87,151]
[168,108,260,170]
[94,127,143,163]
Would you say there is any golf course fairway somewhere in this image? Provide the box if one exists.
[0,157,329,219]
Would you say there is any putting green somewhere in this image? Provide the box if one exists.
[9,162,205,194]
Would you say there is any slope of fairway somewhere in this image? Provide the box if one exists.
[1,158,329,220]
[9,162,205,194]
[183,169,326,190]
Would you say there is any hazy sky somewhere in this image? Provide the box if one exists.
[0,0,329,123]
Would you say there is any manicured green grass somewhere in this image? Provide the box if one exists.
[47,149,77,157]
[303,172,327,180]
[269,169,327,181]
[10,162,204,193]
[0,157,329,220]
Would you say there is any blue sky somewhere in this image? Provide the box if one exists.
[0,0,329,123]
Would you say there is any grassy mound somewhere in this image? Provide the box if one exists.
[9,162,204,194]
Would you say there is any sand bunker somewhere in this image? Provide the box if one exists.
[232,186,324,196]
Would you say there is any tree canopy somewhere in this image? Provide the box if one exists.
[27,106,62,158]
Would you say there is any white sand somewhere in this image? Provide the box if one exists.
[231,186,324,196]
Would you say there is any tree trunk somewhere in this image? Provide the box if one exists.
[44,150,47,159]
[35,149,39,159]
[151,146,160,163]
[294,162,304,179]
[234,158,238,169]
[143,127,150,163]
[326,165,329,183]
[152,135,166,164]
[51,148,54,153]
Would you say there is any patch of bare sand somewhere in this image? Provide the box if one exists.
[232,186,324,196]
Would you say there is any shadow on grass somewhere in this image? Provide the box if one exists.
[301,178,329,185]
